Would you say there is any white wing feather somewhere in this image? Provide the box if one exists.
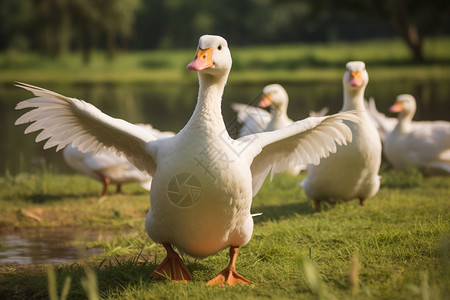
[15,82,158,175]
[241,111,360,196]
[230,102,271,136]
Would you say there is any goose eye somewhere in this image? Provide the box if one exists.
[218,44,222,51]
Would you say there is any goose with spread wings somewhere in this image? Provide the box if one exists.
[15,35,359,286]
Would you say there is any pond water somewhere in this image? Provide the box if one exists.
[0,228,107,265]
[1,79,449,174]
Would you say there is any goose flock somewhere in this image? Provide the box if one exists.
[13,34,449,285]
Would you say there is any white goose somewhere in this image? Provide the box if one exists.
[301,61,382,209]
[15,35,359,286]
[231,84,329,136]
[384,94,450,174]
[231,84,328,175]
[63,143,151,195]
[63,124,175,196]
[364,97,397,142]
[230,84,291,137]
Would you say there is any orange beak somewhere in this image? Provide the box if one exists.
[349,71,363,87]
[187,48,213,71]
[258,94,272,108]
[390,102,403,113]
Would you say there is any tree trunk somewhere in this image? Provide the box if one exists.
[79,24,91,65]
[400,23,424,62]
[393,0,424,62]
[106,29,116,62]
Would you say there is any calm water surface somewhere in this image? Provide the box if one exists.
[1,80,449,174]
[0,228,109,265]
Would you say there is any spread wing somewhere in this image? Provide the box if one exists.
[15,82,158,175]
[230,102,271,136]
[240,111,360,196]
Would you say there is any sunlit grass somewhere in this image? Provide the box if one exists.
[0,168,449,299]
[0,172,149,229]
[1,37,450,85]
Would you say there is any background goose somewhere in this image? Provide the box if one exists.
[301,61,382,209]
[364,97,398,142]
[231,84,329,136]
[63,124,174,196]
[15,35,359,285]
[231,84,328,175]
[383,94,450,174]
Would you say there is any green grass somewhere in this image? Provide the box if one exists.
[0,171,149,229]
[0,168,449,299]
[1,37,450,85]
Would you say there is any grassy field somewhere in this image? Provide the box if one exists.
[0,167,448,299]
[1,37,450,85]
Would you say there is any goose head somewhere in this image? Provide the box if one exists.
[258,84,289,115]
[342,61,369,110]
[343,61,369,90]
[187,35,232,80]
[390,94,417,122]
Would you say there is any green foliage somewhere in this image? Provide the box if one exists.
[1,37,450,85]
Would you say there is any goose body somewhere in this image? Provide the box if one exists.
[63,124,174,195]
[301,61,381,208]
[15,35,360,285]
[364,97,398,142]
[63,143,152,195]
[384,94,450,174]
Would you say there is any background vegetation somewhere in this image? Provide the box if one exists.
[1,0,449,64]
[2,37,450,85]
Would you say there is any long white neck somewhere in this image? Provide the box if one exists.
[268,106,291,130]
[271,106,287,120]
[184,72,228,133]
[343,86,366,111]
[395,109,414,133]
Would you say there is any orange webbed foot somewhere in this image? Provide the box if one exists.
[206,246,251,286]
[152,243,192,282]
[206,267,252,286]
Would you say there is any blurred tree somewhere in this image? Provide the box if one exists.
[32,0,71,57]
[69,0,140,64]
[0,0,448,63]
[335,0,450,62]
[0,0,33,52]
[96,0,141,61]
[69,0,101,64]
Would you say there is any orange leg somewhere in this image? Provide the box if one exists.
[206,246,251,286]
[115,183,122,194]
[314,199,321,211]
[152,243,192,282]
[101,177,111,196]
